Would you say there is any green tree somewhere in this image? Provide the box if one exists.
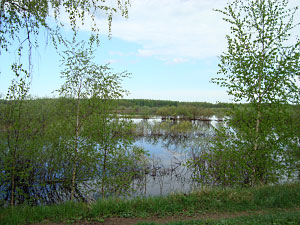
[57,39,146,200]
[209,0,300,186]
[0,0,130,77]
[0,0,136,204]
[0,65,36,206]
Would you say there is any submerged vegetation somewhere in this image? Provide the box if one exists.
[0,41,148,206]
[116,99,231,120]
[1,97,300,205]
[1,0,300,224]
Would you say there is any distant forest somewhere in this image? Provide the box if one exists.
[1,98,298,120]
[117,99,233,108]
[115,99,234,119]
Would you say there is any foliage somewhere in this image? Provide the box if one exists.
[1,182,300,225]
[207,0,300,186]
[0,65,34,206]
[0,0,150,207]
[0,40,148,205]
[114,99,232,120]
[118,99,232,108]
[55,39,146,200]
[0,0,130,67]
[134,120,201,140]
[213,0,300,103]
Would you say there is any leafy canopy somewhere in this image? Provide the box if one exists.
[206,0,300,187]
[212,0,300,104]
[0,0,130,77]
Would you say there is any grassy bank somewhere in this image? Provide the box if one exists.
[1,183,300,225]
[138,210,300,225]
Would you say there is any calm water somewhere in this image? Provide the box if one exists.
[131,117,219,196]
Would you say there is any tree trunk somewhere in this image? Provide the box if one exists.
[71,90,81,201]
[101,145,107,198]
[252,6,265,185]
[11,166,15,206]
[70,163,77,201]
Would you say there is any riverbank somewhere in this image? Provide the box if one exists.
[1,182,300,225]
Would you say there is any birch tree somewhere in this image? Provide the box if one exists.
[58,39,137,200]
[210,0,300,186]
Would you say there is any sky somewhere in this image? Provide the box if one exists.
[0,0,299,103]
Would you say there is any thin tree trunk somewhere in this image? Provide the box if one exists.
[10,103,21,206]
[70,163,77,200]
[253,94,261,152]
[11,140,17,206]
[101,109,108,198]
[7,128,15,206]
[252,102,261,185]
[252,4,265,185]
[144,170,147,196]
[71,89,81,201]
[101,148,107,198]
[11,164,15,206]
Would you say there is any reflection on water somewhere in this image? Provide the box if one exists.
[131,117,218,196]
[130,116,300,196]
[0,117,220,205]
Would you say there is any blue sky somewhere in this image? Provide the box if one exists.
[1,0,299,103]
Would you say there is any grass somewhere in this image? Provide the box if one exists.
[138,210,300,225]
[1,183,300,225]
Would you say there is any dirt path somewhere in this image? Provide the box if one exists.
[33,208,299,225]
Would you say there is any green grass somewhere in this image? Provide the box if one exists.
[138,211,300,225]
[0,201,89,225]
[1,183,300,225]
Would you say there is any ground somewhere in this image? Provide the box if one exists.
[32,209,290,225]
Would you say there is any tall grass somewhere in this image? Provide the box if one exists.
[1,183,300,225]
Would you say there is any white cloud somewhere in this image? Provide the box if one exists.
[171,58,189,64]
[94,0,230,62]
[70,0,300,62]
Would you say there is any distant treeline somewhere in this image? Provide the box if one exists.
[114,99,300,120]
[1,98,298,120]
[115,99,234,119]
[0,98,233,119]
[116,99,234,108]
